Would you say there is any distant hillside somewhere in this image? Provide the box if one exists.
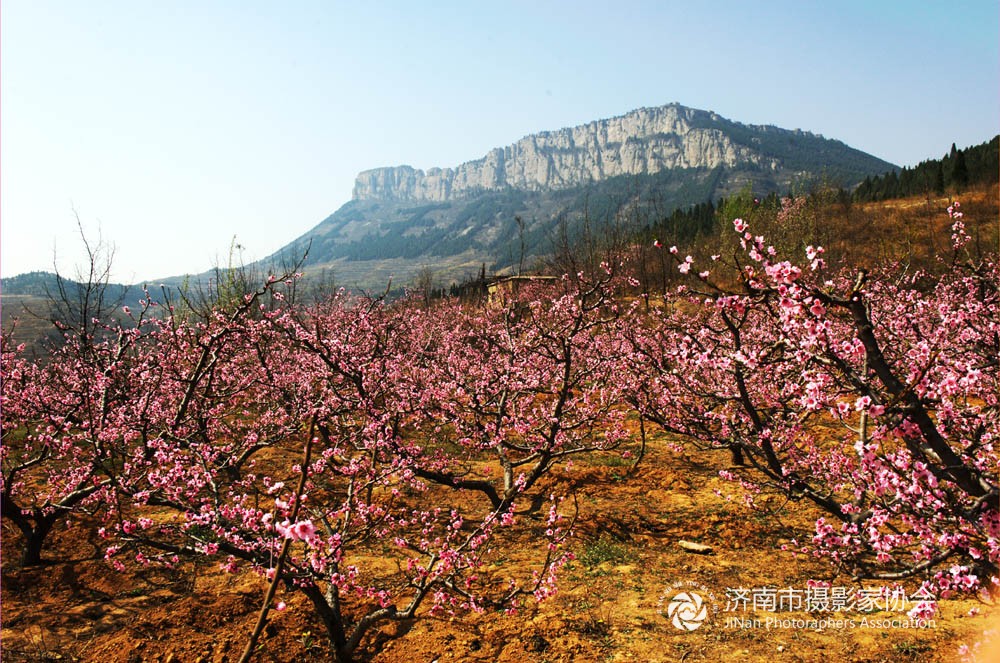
[1,271,69,297]
[854,136,999,201]
[271,103,896,289]
[0,271,147,303]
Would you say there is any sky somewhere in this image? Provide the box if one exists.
[2,1,998,284]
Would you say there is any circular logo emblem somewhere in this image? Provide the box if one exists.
[667,591,708,631]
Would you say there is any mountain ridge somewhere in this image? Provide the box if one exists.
[350,103,888,203]
[263,102,897,287]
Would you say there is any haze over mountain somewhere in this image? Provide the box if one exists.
[273,103,895,289]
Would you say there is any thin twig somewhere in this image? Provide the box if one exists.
[238,419,315,663]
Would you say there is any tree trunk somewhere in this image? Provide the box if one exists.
[22,521,54,566]
[3,498,56,567]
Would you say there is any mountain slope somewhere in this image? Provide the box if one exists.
[274,104,895,289]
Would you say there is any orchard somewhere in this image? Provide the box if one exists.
[2,203,996,660]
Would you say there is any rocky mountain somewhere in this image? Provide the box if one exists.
[353,106,765,201]
[272,103,896,289]
[351,104,888,202]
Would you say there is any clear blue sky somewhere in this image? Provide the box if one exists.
[2,1,997,283]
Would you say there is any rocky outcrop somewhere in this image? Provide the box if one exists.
[269,103,896,290]
[352,104,783,202]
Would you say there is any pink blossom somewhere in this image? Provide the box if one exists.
[291,520,318,542]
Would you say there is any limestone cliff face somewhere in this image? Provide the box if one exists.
[352,104,782,202]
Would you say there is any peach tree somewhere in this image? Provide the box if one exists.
[93,276,629,662]
[626,204,998,605]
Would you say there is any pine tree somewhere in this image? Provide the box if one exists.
[934,161,946,195]
[952,149,969,189]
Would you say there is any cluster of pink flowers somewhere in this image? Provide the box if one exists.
[274,519,318,543]
[625,201,998,597]
[2,270,635,657]
[2,202,995,656]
